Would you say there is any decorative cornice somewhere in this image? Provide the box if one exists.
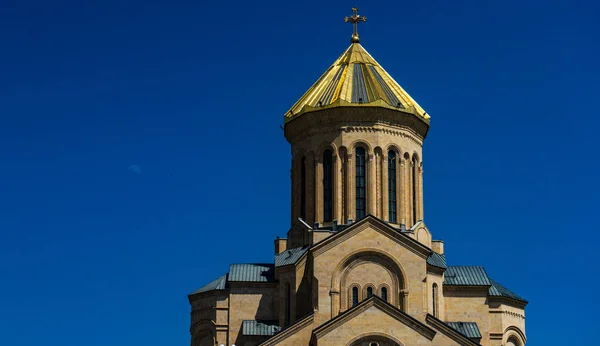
[284,106,428,145]
[489,309,526,320]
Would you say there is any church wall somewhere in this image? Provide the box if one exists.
[312,223,428,325]
[228,285,278,346]
[443,287,490,346]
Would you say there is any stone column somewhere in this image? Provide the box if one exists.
[418,162,424,221]
[382,152,389,221]
[333,154,341,223]
[315,155,324,224]
[330,289,340,317]
[306,152,315,225]
[368,153,377,216]
[291,155,300,224]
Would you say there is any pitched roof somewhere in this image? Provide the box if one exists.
[444,266,491,286]
[446,322,482,339]
[229,263,275,282]
[284,43,429,122]
[425,315,481,346]
[313,296,436,340]
[489,278,528,303]
[242,320,281,336]
[427,252,447,269]
[275,246,309,267]
[190,274,227,295]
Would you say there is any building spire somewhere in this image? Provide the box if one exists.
[344,7,367,43]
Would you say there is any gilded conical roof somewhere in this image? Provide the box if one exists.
[285,43,430,122]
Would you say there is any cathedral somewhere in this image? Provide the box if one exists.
[188,9,527,346]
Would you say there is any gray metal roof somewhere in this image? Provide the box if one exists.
[489,278,528,303]
[229,264,275,282]
[444,266,491,286]
[190,274,227,294]
[242,320,281,336]
[446,322,482,339]
[427,252,447,269]
[275,246,309,267]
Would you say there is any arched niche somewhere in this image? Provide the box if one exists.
[331,249,407,315]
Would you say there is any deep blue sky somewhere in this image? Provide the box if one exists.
[0,0,598,345]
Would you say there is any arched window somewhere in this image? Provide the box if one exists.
[366,287,373,298]
[412,155,418,224]
[381,287,388,302]
[352,286,359,307]
[432,283,438,318]
[323,149,333,222]
[370,343,379,346]
[300,157,306,220]
[355,147,367,220]
[388,150,397,223]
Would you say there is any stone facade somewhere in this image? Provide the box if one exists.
[187,29,527,346]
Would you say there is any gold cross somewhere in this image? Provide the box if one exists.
[344,8,367,43]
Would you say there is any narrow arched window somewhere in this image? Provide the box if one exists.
[352,286,359,307]
[366,287,373,298]
[412,156,418,224]
[432,283,438,318]
[381,287,388,302]
[388,150,397,223]
[355,147,367,220]
[301,157,306,220]
[323,149,333,222]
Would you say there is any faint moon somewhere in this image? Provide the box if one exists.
[128,165,141,174]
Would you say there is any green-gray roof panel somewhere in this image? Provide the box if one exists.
[275,246,309,267]
[242,320,281,336]
[446,322,482,339]
[489,278,528,303]
[427,252,447,269]
[444,266,491,286]
[229,264,274,282]
[190,274,227,294]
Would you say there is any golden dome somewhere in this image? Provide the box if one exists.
[284,43,430,123]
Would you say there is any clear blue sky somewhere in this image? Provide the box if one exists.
[0,0,597,345]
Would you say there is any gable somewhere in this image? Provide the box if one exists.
[313,297,436,344]
[312,215,431,258]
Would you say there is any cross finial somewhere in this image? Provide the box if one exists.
[344,7,367,43]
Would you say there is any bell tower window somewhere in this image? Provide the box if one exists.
[355,147,367,220]
[388,150,397,223]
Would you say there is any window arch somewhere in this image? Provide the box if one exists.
[323,149,333,222]
[387,150,397,223]
[351,286,360,307]
[381,286,388,302]
[355,147,367,220]
[300,156,306,220]
[506,335,522,346]
[432,283,439,318]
